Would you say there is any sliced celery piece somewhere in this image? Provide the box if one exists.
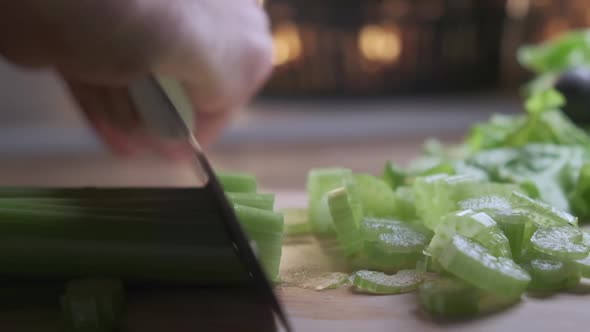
[307,168,353,234]
[458,196,530,259]
[524,259,580,292]
[494,212,529,261]
[361,241,424,272]
[359,218,429,271]
[353,270,424,294]
[477,292,522,315]
[530,226,589,260]
[419,277,479,317]
[413,174,461,230]
[354,174,396,218]
[454,183,523,202]
[392,186,417,222]
[234,204,284,281]
[428,210,511,258]
[416,252,444,273]
[217,172,257,193]
[61,278,125,332]
[361,218,430,254]
[438,235,530,296]
[420,277,520,318]
[458,196,513,214]
[414,174,482,230]
[344,178,364,225]
[282,208,311,236]
[327,186,362,256]
[226,193,275,211]
[511,192,578,227]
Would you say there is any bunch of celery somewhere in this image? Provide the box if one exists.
[0,172,283,331]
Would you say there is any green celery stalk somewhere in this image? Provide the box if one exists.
[226,193,275,211]
[233,204,284,281]
[217,172,258,193]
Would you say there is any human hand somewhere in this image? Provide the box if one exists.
[0,0,273,156]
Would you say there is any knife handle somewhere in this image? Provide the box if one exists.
[127,76,195,139]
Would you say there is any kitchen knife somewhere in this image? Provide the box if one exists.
[127,76,291,332]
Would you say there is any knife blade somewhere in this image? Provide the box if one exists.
[127,76,292,332]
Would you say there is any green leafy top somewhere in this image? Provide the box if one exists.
[518,29,590,74]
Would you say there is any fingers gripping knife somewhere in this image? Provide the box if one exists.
[128,76,291,332]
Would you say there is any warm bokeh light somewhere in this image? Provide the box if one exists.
[272,22,303,67]
[358,24,402,64]
[506,0,530,19]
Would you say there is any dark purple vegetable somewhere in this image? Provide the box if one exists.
[555,66,590,125]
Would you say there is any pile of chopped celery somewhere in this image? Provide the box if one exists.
[293,30,590,318]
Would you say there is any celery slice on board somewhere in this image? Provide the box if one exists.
[524,259,580,291]
[307,168,353,234]
[420,277,521,318]
[416,254,443,273]
[353,270,424,294]
[530,226,589,260]
[392,186,417,222]
[511,191,578,227]
[428,210,511,258]
[419,277,479,317]
[361,218,430,254]
[458,195,513,214]
[414,174,485,230]
[282,208,311,236]
[354,174,397,218]
[327,185,362,256]
[458,195,530,259]
[494,212,529,260]
[413,174,464,230]
[361,242,424,272]
[438,235,530,296]
[359,218,429,271]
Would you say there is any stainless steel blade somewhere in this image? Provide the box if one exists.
[128,76,292,332]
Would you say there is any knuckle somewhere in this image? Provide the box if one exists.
[242,33,274,83]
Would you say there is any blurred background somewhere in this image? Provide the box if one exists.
[0,0,587,189]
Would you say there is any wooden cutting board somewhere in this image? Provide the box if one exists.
[274,191,590,332]
[0,190,587,332]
